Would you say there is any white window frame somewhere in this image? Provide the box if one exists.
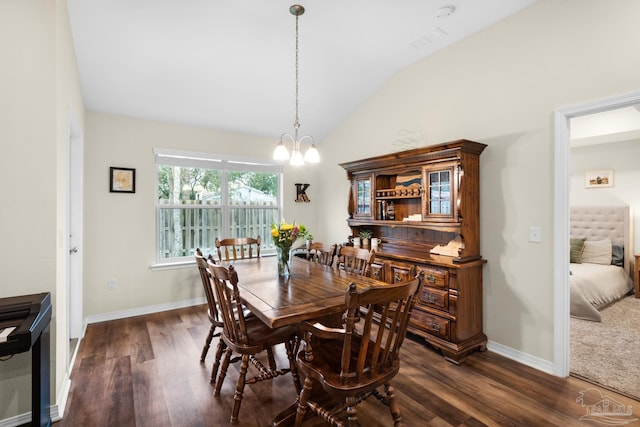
[152,148,283,269]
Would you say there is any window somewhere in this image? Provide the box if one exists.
[155,148,283,264]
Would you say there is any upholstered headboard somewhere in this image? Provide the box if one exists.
[570,205,633,277]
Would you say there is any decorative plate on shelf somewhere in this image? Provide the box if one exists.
[395,172,421,190]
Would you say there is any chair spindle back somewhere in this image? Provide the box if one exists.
[208,262,250,345]
[336,245,375,276]
[215,236,261,261]
[341,272,424,383]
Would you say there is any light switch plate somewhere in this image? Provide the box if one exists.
[529,226,541,243]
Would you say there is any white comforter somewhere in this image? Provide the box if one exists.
[570,262,633,321]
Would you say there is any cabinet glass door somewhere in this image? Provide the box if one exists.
[355,177,371,216]
[423,162,456,221]
[429,170,451,215]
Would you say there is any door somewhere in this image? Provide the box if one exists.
[68,114,83,340]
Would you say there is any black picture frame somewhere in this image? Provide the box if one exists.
[110,167,136,193]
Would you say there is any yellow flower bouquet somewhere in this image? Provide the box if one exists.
[271,221,309,276]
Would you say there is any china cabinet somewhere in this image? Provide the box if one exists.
[340,139,487,364]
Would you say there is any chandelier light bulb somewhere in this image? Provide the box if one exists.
[290,150,305,166]
[304,143,320,163]
[273,140,290,160]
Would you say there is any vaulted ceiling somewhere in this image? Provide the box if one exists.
[68,1,538,143]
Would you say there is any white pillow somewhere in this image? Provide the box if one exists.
[581,239,612,265]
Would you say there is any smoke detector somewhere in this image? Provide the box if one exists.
[436,6,456,19]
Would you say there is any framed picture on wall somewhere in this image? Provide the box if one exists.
[110,167,136,193]
[585,169,613,188]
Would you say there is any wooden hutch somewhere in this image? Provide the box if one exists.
[340,139,487,364]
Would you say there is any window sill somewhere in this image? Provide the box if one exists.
[149,260,195,271]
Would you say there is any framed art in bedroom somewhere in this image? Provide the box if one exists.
[585,169,613,188]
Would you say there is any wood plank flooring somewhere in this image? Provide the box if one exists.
[55,305,640,426]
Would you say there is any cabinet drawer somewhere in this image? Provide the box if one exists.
[391,265,413,283]
[420,267,449,289]
[418,287,448,311]
[411,310,450,340]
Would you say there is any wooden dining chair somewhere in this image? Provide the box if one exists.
[215,236,261,261]
[196,249,256,385]
[208,261,302,424]
[195,248,222,364]
[335,245,375,276]
[307,242,337,266]
[294,272,424,427]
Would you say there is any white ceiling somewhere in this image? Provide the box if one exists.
[68,0,538,143]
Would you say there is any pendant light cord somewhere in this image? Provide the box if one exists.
[294,12,300,141]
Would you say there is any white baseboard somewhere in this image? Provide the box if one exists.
[0,412,30,427]
[0,403,65,427]
[50,327,82,423]
[50,365,73,422]
[487,340,555,375]
[84,297,206,326]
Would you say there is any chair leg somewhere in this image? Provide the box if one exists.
[210,339,227,384]
[384,383,403,427]
[266,346,277,370]
[346,396,359,426]
[201,324,216,362]
[284,339,301,393]
[294,377,314,427]
[215,347,233,396]
[230,354,250,424]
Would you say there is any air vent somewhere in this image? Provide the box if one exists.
[409,27,448,49]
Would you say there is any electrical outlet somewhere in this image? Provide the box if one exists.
[529,226,541,243]
[107,278,117,290]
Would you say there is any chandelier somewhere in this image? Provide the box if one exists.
[273,4,320,166]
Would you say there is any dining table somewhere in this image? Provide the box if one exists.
[219,254,389,426]
[223,254,386,329]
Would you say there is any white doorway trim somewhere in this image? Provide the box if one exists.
[553,90,640,376]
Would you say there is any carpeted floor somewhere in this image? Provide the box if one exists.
[570,295,640,401]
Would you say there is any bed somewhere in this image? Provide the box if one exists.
[570,206,634,322]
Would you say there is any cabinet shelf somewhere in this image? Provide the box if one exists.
[376,195,421,200]
[346,218,461,233]
[375,188,422,198]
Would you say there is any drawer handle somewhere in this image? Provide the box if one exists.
[431,322,441,332]
[425,293,436,303]
[394,273,402,282]
[427,273,436,283]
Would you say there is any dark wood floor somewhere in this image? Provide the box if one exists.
[55,305,640,427]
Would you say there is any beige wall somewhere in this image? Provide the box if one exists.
[83,112,320,317]
[0,0,84,421]
[315,0,640,362]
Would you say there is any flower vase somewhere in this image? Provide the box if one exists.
[276,246,292,277]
